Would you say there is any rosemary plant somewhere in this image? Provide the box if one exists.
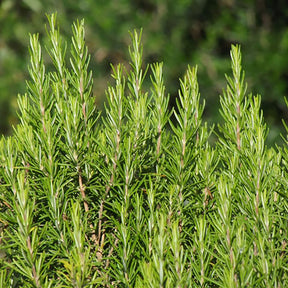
[0,14,287,287]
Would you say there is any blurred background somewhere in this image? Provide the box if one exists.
[1,0,288,144]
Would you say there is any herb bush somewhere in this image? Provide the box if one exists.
[0,14,287,287]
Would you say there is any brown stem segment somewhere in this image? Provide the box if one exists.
[78,167,97,249]
[78,168,89,213]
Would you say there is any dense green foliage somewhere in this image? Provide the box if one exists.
[1,1,288,142]
[0,14,287,287]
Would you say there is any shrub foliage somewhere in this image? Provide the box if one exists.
[0,14,287,287]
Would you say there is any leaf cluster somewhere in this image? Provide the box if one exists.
[0,14,287,287]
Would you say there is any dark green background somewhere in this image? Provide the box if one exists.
[1,0,288,144]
